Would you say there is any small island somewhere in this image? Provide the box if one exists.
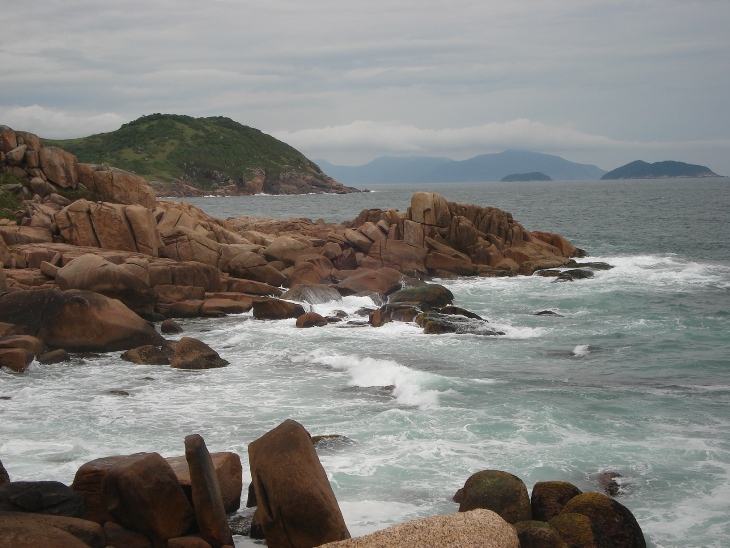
[500,172,552,182]
[601,160,719,180]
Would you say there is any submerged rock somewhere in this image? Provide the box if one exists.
[416,312,504,336]
[387,284,454,310]
[170,337,229,370]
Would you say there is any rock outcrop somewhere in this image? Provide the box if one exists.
[248,419,350,547]
[0,125,156,207]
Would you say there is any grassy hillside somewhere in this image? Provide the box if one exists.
[45,114,327,191]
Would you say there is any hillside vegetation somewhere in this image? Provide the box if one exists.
[46,114,345,193]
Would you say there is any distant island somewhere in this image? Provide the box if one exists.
[317,150,606,184]
[601,160,720,180]
[500,172,552,182]
[45,114,358,196]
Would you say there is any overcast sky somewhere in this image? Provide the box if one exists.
[2,1,729,173]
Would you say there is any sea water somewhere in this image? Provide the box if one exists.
[1,178,729,547]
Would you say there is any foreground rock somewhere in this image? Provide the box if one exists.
[457,470,531,524]
[102,452,195,547]
[0,481,85,518]
[0,289,164,352]
[183,434,233,547]
[170,337,229,370]
[320,509,518,547]
[0,512,106,548]
[166,452,242,515]
[248,419,350,547]
[560,492,646,548]
[531,481,583,522]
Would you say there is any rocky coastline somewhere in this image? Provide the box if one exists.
[0,124,645,547]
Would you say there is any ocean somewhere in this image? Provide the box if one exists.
[1,178,729,547]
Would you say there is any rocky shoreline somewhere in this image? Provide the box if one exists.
[0,124,646,546]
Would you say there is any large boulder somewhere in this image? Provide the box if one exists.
[410,191,451,228]
[457,470,531,524]
[55,254,157,309]
[560,492,646,548]
[320,509,518,547]
[77,164,157,208]
[336,267,404,297]
[252,298,306,320]
[0,512,106,548]
[248,419,350,547]
[0,289,165,352]
[387,284,453,310]
[71,456,127,524]
[183,435,233,547]
[166,452,242,514]
[549,513,611,548]
[0,524,90,548]
[0,481,85,518]
[39,146,78,188]
[514,520,567,548]
[531,481,582,522]
[170,337,229,370]
[102,452,195,547]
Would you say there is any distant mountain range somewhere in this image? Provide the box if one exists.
[601,160,719,180]
[316,150,607,184]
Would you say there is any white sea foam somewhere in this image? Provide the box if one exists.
[298,350,443,409]
[571,344,591,357]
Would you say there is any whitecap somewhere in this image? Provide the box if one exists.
[571,344,591,357]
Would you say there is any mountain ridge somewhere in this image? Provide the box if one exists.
[317,150,606,184]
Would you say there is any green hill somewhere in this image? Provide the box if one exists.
[45,114,354,194]
[601,160,719,180]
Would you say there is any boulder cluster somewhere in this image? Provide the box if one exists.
[0,420,646,547]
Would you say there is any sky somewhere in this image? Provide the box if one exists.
[2,0,729,174]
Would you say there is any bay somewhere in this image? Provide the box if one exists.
[1,177,729,547]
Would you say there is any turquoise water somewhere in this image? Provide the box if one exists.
[1,178,729,547]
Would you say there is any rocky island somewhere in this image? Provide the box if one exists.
[0,123,648,547]
[500,172,552,182]
[601,160,720,180]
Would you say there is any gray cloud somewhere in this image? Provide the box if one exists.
[1,0,729,173]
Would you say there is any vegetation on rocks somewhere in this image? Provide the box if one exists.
[46,114,355,194]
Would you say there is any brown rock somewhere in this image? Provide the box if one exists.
[0,523,90,548]
[252,298,306,320]
[0,348,32,373]
[0,481,85,518]
[224,277,282,296]
[184,435,234,547]
[457,470,531,524]
[286,261,330,286]
[410,191,451,228]
[560,492,646,548]
[0,289,165,352]
[0,460,9,485]
[167,537,212,548]
[167,452,242,515]
[296,312,328,328]
[121,345,170,365]
[0,125,17,153]
[39,146,78,188]
[102,452,195,547]
[170,337,229,369]
[38,348,71,364]
[161,318,184,334]
[336,267,404,297]
[549,513,610,548]
[367,239,427,276]
[0,511,106,548]
[71,455,128,524]
[0,226,54,245]
[104,521,153,548]
[248,419,350,547]
[282,284,342,304]
[514,520,568,548]
[531,481,582,522]
[263,236,311,265]
[320,509,519,547]
[55,254,157,309]
[200,298,251,315]
[425,251,477,275]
